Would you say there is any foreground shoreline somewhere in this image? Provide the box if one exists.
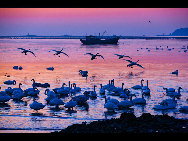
[53,113,188,134]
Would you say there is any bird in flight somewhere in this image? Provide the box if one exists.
[114,54,132,59]
[17,48,36,57]
[123,59,144,69]
[84,53,104,60]
[50,48,69,57]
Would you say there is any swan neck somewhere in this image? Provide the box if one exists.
[69,81,70,88]
[141,80,143,87]
[178,88,181,94]
[122,83,124,89]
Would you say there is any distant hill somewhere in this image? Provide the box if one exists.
[171,27,188,36]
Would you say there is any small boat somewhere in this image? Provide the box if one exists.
[80,35,120,45]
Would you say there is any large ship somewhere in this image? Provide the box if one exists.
[80,35,120,45]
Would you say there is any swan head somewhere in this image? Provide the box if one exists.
[179,87,182,89]
[13,80,16,85]
[44,89,50,94]
[62,83,66,86]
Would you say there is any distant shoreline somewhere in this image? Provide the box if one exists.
[1,35,188,40]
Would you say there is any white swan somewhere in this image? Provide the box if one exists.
[46,67,54,71]
[72,95,89,105]
[51,48,69,57]
[132,79,144,89]
[163,87,175,93]
[159,96,176,105]
[111,83,125,96]
[142,80,150,95]
[49,97,65,108]
[153,100,176,110]
[72,83,81,92]
[114,54,132,59]
[27,88,40,96]
[12,83,23,93]
[53,82,70,97]
[44,89,57,104]
[89,85,97,98]
[30,100,45,111]
[4,80,16,85]
[171,70,178,75]
[24,87,39,96]
[105,96,119,105]
[0,88,11,103]
[84,53,104,60]
[18,48,36,57]
[99,84,105,95]
[13,66,22,70]
[31,79,50,88]
[117,94,136,109]
[65,100,77,111]
[132,93,146,105]
[104,102,118,111]
[0,95,11,103]
[79,70,88,78]
[5,87,13,96]
[12,90,25,100]
[104,96,118,111]
[166,87,182,97]
[123,59,144,69]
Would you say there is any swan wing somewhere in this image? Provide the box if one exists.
[98,55,104,59]
[114,54,120,56]
[29,51,36,57]
[62,52,69,57]
[17,48,26,51]
[136,63,144,68]
[123,55,132,59]
[123,59,133,63]
[85,53,94,56]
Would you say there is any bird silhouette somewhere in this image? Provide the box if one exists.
[123,59,144,69]
[17,48,36,57]
[114,54,132,59]
[84,53,104,60]
[50,48,69,57]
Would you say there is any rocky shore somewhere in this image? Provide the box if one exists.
[55,113,188,134]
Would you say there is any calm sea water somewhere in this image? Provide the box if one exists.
[0,39,188,133]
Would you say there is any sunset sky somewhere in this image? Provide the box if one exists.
[0,8,188,36]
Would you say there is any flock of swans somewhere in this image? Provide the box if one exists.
[0,77,188,114]
[0,46,187,119]
[17,47,144,69]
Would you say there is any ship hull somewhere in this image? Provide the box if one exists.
[80,37,119,45]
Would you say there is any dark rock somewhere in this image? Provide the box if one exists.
[120,112,136,121]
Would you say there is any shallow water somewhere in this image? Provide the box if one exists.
[0,39,188,133]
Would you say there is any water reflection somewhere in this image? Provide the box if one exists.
[0,39,188,132]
